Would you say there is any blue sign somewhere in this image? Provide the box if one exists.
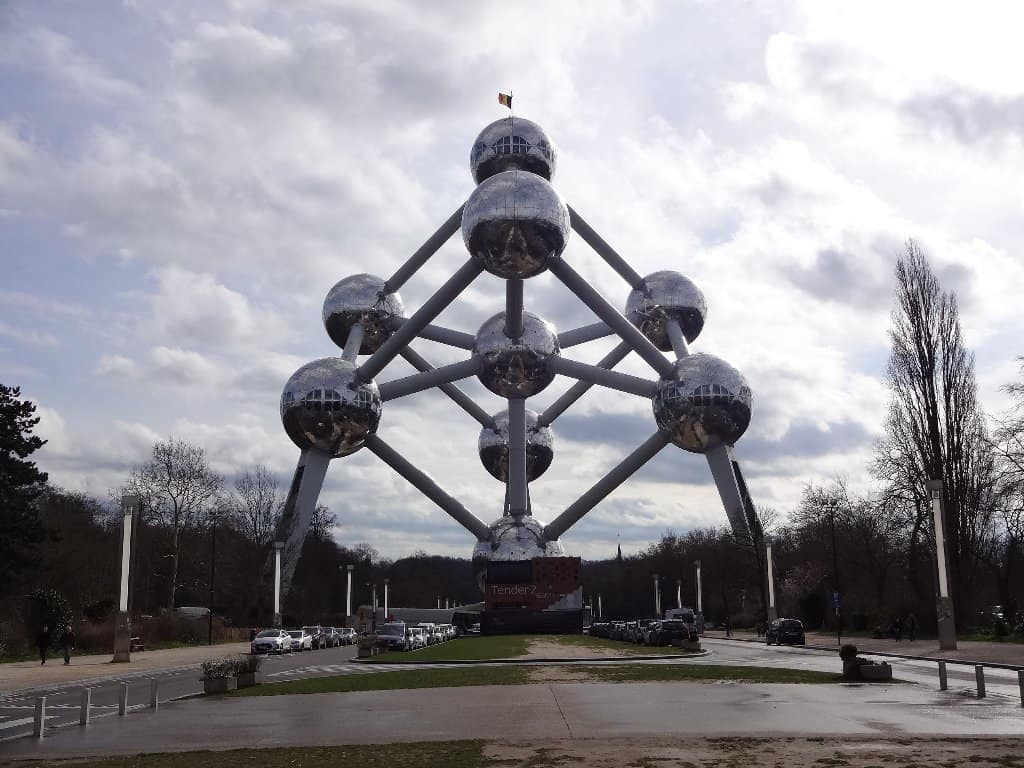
[832,591,841,609]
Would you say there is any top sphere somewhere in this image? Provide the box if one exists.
[462,170,570,279]
[323,274,404,354]
[625,271,706,351]
[652,353,752,453]
[280,357,381,457]
[470,117,557,183]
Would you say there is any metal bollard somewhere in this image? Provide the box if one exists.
[33,696,46,738]
[118,682,129,715]
[1018,669,1023,707]
[79,688,91,726]
[149,678,159,710]
[938,661,948,690]
[975,665,986,698]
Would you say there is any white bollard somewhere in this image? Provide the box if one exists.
[149,678,159,710]
[80,688,91,726]
[33,696,46,738]
[119,682,129,715]
[938,661,947,691]
[975,665,986,698]
[1017,669,1023,707]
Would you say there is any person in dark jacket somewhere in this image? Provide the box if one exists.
[37,625,51,665]
[59,624,76,665]
[905,612,918,642]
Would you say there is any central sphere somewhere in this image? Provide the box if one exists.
[625,271,706,351]
[478,408,554,482]
[652,353,752,453]
[470,117,557,183]
[473,311,560,397]
[280,357,381,457]
[461,170,569,279]
[322,274,404,354]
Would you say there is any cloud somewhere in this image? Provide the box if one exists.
[0,321,61,348]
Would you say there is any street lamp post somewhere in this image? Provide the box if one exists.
[345,564,354,620]
[828,500,841,647]
[113,495,140,663]
[766,539,777,622]
[272,542,284,628]
[207,513,217,646]
[676,579,682,610]
[929,479,958,650]
[695,560,703,615]
[598,593,603,619]
[652,573,661,618]
[384,578,390,619]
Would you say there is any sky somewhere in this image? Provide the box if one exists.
[2,0,1023,561]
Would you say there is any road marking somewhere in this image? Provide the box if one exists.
[0,716,56,731]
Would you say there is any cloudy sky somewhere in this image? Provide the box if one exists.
[3,0,1023,561]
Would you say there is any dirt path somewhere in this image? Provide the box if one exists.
[484,736,1024,767]
[522,639,625,659]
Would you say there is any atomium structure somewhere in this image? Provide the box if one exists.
[271,116,761,602]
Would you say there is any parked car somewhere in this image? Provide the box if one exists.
[321,627,340,648]
[766,618,805,646]
[417,623,439,645]
[636,618,655,642]
[590,621,610,638]
[623,621,640,643]
[377,622,411,651]
[302,625,324,649]
[251,629,291,655]
[338,627,357,646]
[288,629,314,651]
[646,619,694,646]
[610,622,627,641]
[408,626,427,650]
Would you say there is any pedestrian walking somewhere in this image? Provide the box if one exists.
[725,615,732,638]
[905,612,917,642]
[59,624,76,665]
[893,616,904,642]
[37,625,51,665]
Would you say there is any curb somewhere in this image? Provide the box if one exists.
[351,650,709,666]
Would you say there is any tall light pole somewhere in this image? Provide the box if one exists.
[598,593,603,619]
[272,542,284,628]
[828,499,841,647]
[345,564,354,620]
[652,573,661,618]
[383,578,390,619]
[113,495,140,663]
[929,479,958,650]
[676,579,682,609]
[695,560,703,615]
[207,511,217,645]
[766,539,777,622]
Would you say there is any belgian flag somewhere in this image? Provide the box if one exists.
[498,92,512,109]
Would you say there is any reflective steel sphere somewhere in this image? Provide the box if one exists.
[625,271,706,351]
[473,311,560,397]
[280,357,381,457]
[478,408,554,482]
[470,117,557,183]
[323,274,404,354]
[462,170,569,279]
[653,353,752,453]
[471,513,566,591]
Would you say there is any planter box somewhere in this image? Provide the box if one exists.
[861,662,893,682]
[203,676,237,694]
[235,671,264,688]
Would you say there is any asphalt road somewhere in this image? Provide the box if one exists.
[0,643,359,743]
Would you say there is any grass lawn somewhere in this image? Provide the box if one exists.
[543,634,696,656]
[231,662,840,696]
[0,741,488,768]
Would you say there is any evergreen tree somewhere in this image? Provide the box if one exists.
[0,384,51,592]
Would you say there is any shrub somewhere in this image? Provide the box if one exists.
[232,654,263,674]
[24,588,72,644]
[839,644,859,661]
[200,658,237,680]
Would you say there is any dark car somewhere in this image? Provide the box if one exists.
[766,618,805,646]
[645,619,695,646]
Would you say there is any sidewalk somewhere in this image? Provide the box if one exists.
[0,642,250,697]
[705,630,1024,666]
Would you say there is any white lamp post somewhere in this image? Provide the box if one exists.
[272,542,284,628]
[384,578,390,619]
[766,540,777,621]
[695,560,703,614]
[345,564,354,619]
[113,495,139,662]
[929,479,957,650]
[652,573,661,618]
[676,579,682,609]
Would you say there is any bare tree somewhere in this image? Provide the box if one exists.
[872,241,995,615]
[232,465,281,549]
[123,439,222,610]
[309,504,337,542]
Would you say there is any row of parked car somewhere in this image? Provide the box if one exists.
[375,620,457,652]
[590,618,699,646]
[250,625,357,654]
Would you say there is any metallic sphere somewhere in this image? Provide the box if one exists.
[625,271,706,351]
[473,311,560,398]
[470,117,557,183]
[322,274,404,354]
[280,357,381,457]
[653,353,752,453]
[478,408,554,482]
[462,170,569,279]
[472,513,565,591]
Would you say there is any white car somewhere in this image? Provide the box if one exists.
[408,627,427,650]
[251,629,291,655]
[416,623,438,645]
[288,629,313,651]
